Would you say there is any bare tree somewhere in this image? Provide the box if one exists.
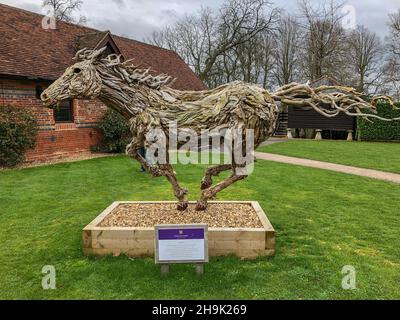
[149,8,218,85]
[259,33,275,89]
[382,10,400,99]
[221,52,240,83]
[299,0,347,81]
[233,34,263,83]
[202,0,278,82]
[273,15,301,86]
[389,10,400,34]
[147,0,393,97]
[347,26,383,93]
[149,0,279,87]
[388,10,400,58]
[383,58,400,99]
[42,0,86,24]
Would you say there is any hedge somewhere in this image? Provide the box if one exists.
[95,109,131,153]
[0,105,38,167]
[357,102,400,141]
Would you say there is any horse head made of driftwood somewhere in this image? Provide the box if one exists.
[41,47,175,117]
[41,47,107,107]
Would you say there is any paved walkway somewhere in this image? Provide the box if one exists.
[259,137,288,147]
[255,152,400,184]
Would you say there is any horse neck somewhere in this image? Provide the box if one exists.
[96,66,152,119]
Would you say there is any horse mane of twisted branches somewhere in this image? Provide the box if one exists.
[75,48,176,90]
[41,47,399,211]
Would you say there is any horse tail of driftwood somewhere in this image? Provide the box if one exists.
[271,82,399,122]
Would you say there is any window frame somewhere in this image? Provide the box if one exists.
[54,100,74,124]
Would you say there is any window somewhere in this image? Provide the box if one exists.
[35,86,43,99]
[54,100,74,123]
[103,43,115,57]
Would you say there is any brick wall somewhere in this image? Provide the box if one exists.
[0,77,107,162]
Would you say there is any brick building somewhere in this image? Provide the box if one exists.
[0,4,206,162]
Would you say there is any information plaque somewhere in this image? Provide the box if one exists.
[155,224,209,264]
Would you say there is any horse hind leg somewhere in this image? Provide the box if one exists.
[201,164,233,190]
[196,164,248,211]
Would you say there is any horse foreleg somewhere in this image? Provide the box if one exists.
[159,164,189,211]
[128,146,163,177]
[201,164,233,190]
[128,149,188,210]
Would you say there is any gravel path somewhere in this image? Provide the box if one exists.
[255,152,400,184]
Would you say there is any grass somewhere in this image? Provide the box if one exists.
[258,140,400,174]
[0,155,399,300]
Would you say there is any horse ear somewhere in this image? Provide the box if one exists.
[88,47,107,61]
[74,48,88,61]
[73,47,107,62]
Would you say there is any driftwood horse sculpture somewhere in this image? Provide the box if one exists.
[41,47,398,211]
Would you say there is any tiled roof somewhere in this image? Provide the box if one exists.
[309,75,342,88]
[0,3,207,91]
[75,31,110,51]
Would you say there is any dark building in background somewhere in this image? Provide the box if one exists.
[287,76,356,140]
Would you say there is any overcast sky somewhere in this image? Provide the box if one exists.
[1,0,399,41]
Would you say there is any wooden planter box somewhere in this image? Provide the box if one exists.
[83,201,276,259]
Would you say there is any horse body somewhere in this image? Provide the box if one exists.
[113,82,279,211]
[122,81,279,152]
[161,82,279,143]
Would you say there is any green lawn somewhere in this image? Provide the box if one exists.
[0,155,399,300]
[258,140,400,174]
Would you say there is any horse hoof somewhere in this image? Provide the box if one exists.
[195,202,207,211]
[201,179,212,190]
[177,202,188,211]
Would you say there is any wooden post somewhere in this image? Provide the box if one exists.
[287,128,293,139]
[315,129,323,141]
[195,264,204,276]
[347,130,354,142]
[161,264,170,277]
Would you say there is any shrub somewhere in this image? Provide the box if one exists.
[357,102,400,141]
[0,105,38,167]
[97,109,131,153]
